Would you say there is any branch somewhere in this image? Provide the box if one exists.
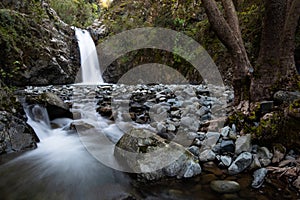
[221,0,243,43]
[201,0,252,75]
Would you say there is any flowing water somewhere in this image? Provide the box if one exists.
[0,27,294,199]
[0,103,132,200]
[75,28,104,84]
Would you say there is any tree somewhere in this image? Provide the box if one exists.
[201,0,300,105]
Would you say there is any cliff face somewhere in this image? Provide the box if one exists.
[0,0,80,86]
[0,80,38,156]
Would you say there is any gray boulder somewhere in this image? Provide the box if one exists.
[114,128,201,181]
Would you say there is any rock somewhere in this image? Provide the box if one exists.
[220,140,235,154]
[26,92,72,120]
[0,112,38,154]
[201,132,220,149]
[167,123,176,132]
[257,147,273,167]
[188,146,200,156]
[203,161,223,176]
[260,101,274,114]
[231,124,237,133]
[251,168,268,189]
[249,154,262,169]
[272,144,286,163]
[70,121,94,131]
[228,131,237,140]
[156,122,166,133]
[221,126,231,137]
[220,155,232,167]
[273,91,300,104]
[180,116,199,131]
[228,152,253,175]
[97,105,112,118]
[176,159,202,178]
[235,134,251,155]
[114,128,201,181]
[0,4,80,86]
[199,149,216,162]
[210,180,240,193]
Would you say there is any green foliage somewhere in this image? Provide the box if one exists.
[49,0,100,27]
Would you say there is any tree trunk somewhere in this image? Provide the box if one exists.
[201,0,252,104]
[250,0,300,101]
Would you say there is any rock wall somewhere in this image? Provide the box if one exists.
[0,0,80,86]
[0,81,38,156]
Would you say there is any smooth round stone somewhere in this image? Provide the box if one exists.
[210,180,241,193]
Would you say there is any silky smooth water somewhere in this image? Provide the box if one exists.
[0,104,131,200]
[75,28,104,84]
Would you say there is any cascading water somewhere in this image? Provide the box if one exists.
[0,103,131,199]
[75,27,104,84]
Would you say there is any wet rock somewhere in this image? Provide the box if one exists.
[210,180,240,193]
[228,152,253,175]
[97,105,112,119]
[203,161,223,176]
[115,128,201,181]
[199,149,216,162]
[251,168,268,189]
[220,140,235,154]
[235,134,251,155]
[201,174,217,184]
[0,112,37,154]
[257,147,273,167]
[26,92,72,120]
[70,121,94,131]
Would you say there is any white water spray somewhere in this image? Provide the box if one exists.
[75,28,104,84]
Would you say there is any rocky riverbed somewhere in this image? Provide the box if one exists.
[19,84,300,197]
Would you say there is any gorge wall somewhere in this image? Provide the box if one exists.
[0,0,80,86]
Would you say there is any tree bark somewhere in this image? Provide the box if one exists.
[202,0,299,104]
[250,0,299,101]
[202,0,252,104]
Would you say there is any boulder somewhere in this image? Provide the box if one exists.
[26,92,72,120]
[228,152,253,175]
[114,128,201,181]
[0,82,38,155]
[235,134,251,155]
[210,180,240,193]
[0,111,38,155]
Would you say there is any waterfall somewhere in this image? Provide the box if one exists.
[75,28,104,84]
[24,105,52,141]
